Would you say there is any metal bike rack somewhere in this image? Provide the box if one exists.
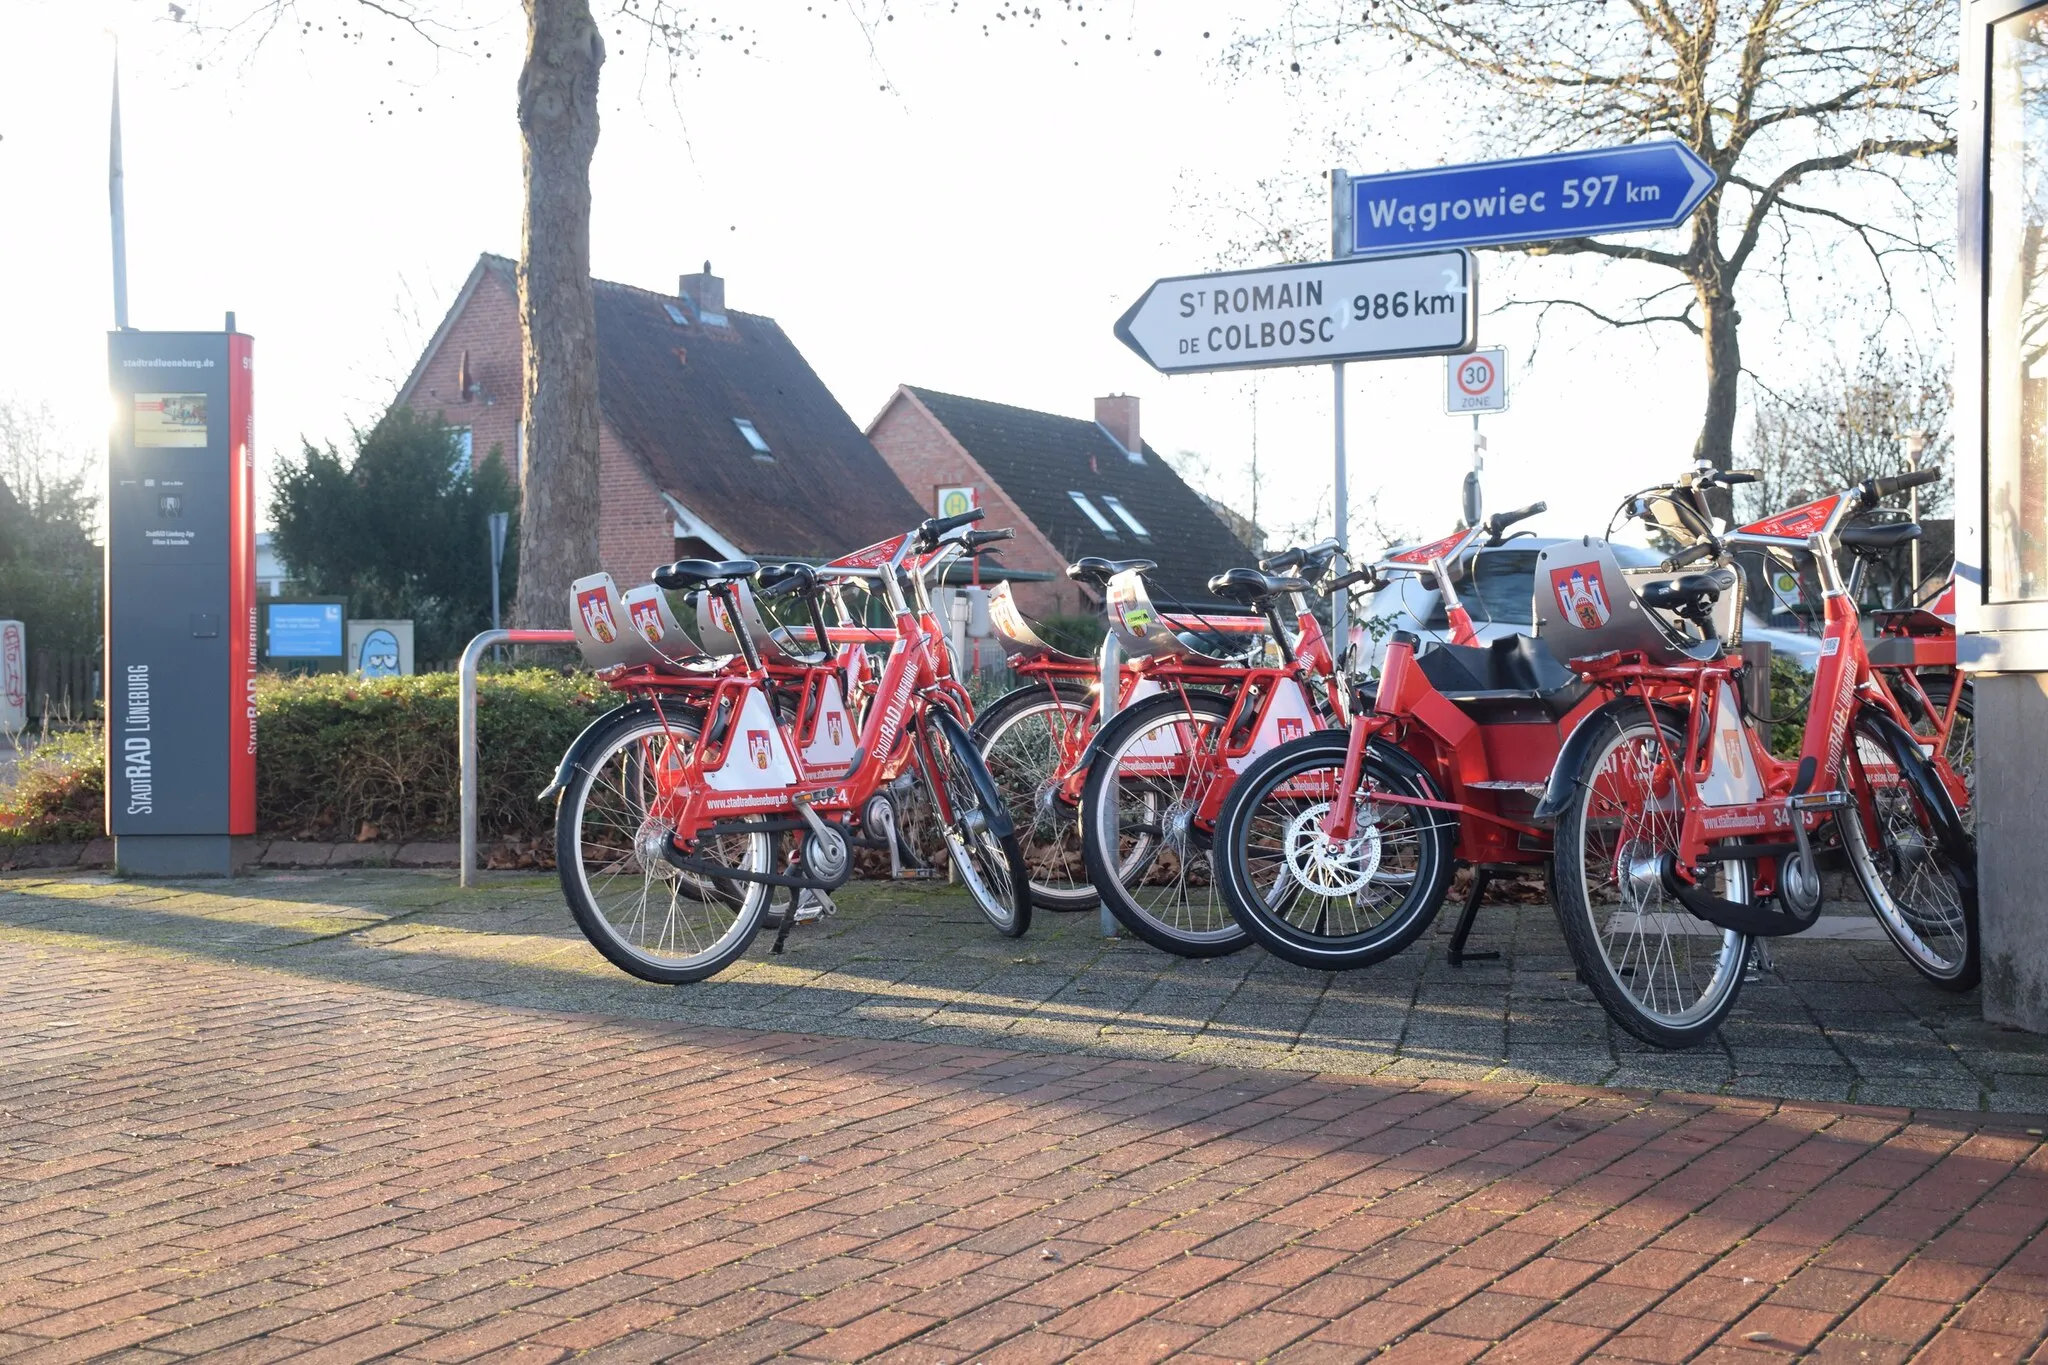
[1097,630,1120,939]
[459,628,577,888]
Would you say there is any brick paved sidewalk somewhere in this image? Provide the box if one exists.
[3,870,2047,1109]
[4,925,2048,1362]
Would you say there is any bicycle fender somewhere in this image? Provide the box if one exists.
[1531,696,1692,824]
[929,707,1015,840]
[1855,708,1976,881]
[536,700,663,805]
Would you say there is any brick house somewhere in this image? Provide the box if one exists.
[397,255,927,585]
[867,388,1255,615]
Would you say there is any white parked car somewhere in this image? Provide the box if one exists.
[1355,535,1822,675]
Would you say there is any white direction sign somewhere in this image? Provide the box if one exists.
[1115,249,1475,376]
[1446,347,1508,413]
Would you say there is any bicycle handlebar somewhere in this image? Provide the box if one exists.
[1862,467,1943,506]
[1484,501,1545,541]
[963,528,1012,550]
[1663,540,1719,571]
[1322,567,1374,596]
[912,507,987,552]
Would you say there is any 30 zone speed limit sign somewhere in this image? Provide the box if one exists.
[1447,348,1508,414]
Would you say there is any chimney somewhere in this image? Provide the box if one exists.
[679,260,725,324]
[1096,394,1142,463]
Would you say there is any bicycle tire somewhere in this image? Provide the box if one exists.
[971,681,1098,911]
[1214,731,1456,970]
[919,706,1033,938]
[555,708,774,984]
[1838,708,1980,991]
[1079,690,1249,958]
[1551,707,1751,1049]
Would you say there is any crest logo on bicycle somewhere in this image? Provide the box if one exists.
[1278,718,1305,744]
[1549,564,1611,629]
[576,587,618,644]
[747,730,772,770]
[826,712,844,746]
[628,600,664,642]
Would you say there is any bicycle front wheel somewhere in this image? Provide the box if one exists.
[555,709,774,984]
[1080,691,1248,957]
[1214,731,1455,970]
[972,682,1097,911]
[919,707,1033,938]
[1839,709,1979,991]
[1552,708,1750,1049]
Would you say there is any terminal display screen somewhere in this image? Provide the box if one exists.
[266,602,344,657]
[133,392,210,448]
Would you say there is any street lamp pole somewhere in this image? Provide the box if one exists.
[1901,432,1928,599]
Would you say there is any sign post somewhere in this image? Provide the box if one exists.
[1446,347,1509,526]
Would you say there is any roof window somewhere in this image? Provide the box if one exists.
[733,418,772,457]
[663,303,691,327]
[1068,491,1119,538]
[1101,495,1151,539]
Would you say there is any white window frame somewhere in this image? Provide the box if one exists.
[449,426,474,478]
[1101,495,1151,538]
[1068,490,1119,537]
[733,418,772,456]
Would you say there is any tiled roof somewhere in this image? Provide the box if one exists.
[477,255,926,559]
[904,387,1256,608]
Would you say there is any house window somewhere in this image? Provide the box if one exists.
[1101,495,1150,539]
[449,427,473,478]
[733,418,772,458]
[1068,491,1119,538]
[663,303,691,326]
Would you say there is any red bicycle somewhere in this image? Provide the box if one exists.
[546,511,1030,982]
[1074,551,1355,957]
[972,546,1331,913]
[1533,466,1975,1046]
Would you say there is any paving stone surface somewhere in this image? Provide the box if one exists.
[1,870,2044,1109]
[0,871,2046,1363]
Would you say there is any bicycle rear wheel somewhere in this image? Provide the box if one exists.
[1080,691,1248,957]
[1552,708,1750,1049]
[972,682,1097,911]
[1839,709,1979,990]
[918,707,1032,937]
[1214,731,1455,970]
[555,708,774,983]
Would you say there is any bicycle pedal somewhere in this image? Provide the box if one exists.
[1789,790,1852,811]
[893,869,943,881]
[791,890,835,924]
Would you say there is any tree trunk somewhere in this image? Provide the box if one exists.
[511,0,604,629]
[1693,289,1743,522]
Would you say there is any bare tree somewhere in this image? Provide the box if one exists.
[1745,345,1952,517]
[1233,1,1956,507]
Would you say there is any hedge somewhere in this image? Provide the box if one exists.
[1,668,613,847]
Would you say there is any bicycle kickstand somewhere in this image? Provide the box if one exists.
[1447,867,1501,967]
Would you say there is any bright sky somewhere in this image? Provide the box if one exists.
[0,0,1951,553]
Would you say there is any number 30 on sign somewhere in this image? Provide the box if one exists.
[1446,347,1508,414]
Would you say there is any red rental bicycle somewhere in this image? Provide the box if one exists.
[1210,502,1580,973]
[546,511,1030,983]
[1076,552,1353,957]
[972,543,1338,912]
[1535,465,1975,1047]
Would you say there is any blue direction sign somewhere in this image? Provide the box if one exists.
[1347,141,1715,256]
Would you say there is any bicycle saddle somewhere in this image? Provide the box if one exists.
[652,557,761,590]
[1638,565,1737,611]
[1067,556,1157,589]
[1841,521,1921,556]
[1206,566,1310,607]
